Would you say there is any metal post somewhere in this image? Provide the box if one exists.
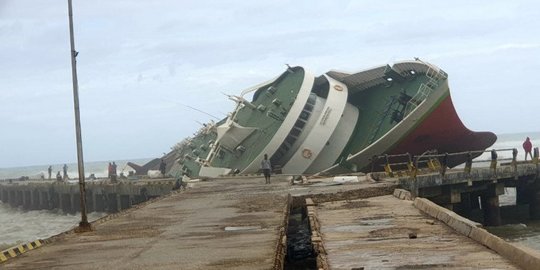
[68,0,90,231]
[440,153,448,176]
[512,148,518,180]
[490,150,498,181]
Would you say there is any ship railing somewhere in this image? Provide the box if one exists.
[403,65,447,117]
[403,83,432,116]
[371,147,540,179]
[425,66,447,81]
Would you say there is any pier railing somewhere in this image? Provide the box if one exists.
[371,147,540,179]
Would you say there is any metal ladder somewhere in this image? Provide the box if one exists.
[403,66,446,116]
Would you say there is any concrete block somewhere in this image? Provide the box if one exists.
[423,201,441,218]
[476,232,540,270]
[435,209,452,224]
[469,227,500,247]
[393,189,402,198]
[305,198,315,206]
[446,216,473,236]
[402,191,412,201]
[413,198,423,209]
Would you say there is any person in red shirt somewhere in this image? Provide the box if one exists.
[523,137,533,161]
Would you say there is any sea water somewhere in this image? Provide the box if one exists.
[0,203,106,250]
[0,158,150,249]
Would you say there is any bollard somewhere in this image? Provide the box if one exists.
[490,149,498,181]
[512,148,518,180]
[464,152,472,174]
[406,153,417,178]
[440,153,448,176]
[534,147,540,180]
[383,154,393,177]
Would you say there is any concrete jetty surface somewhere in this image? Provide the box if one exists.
[1,176,518,269]
[316,195,517,269]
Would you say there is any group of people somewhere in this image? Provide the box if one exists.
[48,164,69,181]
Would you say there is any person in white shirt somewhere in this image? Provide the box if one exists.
[260,154,272,184]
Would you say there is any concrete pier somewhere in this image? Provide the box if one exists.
[314,195,517,269]
[0,180,174,213]
[399,163,540,225]
[0,176,527,269]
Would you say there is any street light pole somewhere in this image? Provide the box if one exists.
[67,0,91,231]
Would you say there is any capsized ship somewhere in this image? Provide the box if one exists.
[158,59,496,178]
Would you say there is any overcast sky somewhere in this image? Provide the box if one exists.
[1,0,539,168]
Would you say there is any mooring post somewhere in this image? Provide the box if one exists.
[534,147,540,179]
[406,153,416,178]
[512,148,518,180]
[440,153,448,176]
[384,154,393,177]
[490,150,498,181]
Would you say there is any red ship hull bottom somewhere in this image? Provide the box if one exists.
[389,94,497,167]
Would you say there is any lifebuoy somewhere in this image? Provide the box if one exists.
[302,149,313,159]
[334,85,343,91]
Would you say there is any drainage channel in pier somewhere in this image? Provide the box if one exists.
[284,199,317,270]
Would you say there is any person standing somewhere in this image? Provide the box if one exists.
[523,137,533,161]
[47,166,52,180]
[108,162,112,179]
[261,154,272,184]
[62,164,68,180]
[159,159,167,177]
[111,162,118,183]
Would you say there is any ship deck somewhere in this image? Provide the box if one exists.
[2,176,518,269]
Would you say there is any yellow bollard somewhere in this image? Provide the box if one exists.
[384,164,393,177]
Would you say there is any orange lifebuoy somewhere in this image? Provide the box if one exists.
[302,149,312,159]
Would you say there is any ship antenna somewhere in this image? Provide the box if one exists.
[285,64,294,73]
[175,102,220,120]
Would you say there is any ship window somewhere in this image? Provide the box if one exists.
[304,104,313,112]
[307,93,316,105]
[290,127,301,137]
[295,120,306,129]
[282,144,290,151]
[285,136,295,145]
[299,111,309,120]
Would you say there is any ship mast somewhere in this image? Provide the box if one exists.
[67,0,91,231]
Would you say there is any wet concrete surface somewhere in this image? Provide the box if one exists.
[317,195,519,270]
[1,175,519,269]
[2,176,392,269]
